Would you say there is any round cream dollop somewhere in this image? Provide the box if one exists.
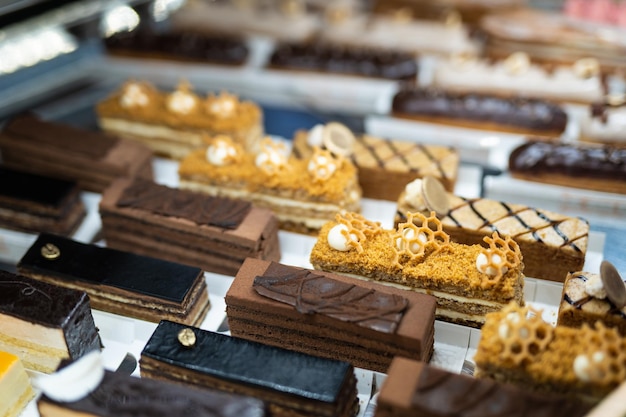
[308,153,337,180]
[207,142,237,166]
[573,351,605,382]
[256,148,287,172]
[395,228,427,253]
[307,124,325,147]
[167,90,196,114]
[404,178,426,210]
[120,84,149,108]
[208,96,237,118]
[584,274,607,299]
[476,252,508,276]
[33,350,104,402]
[328,224,357,251]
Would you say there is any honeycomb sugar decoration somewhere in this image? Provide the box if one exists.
[497,302,554,366]
[205,135,242,166]
[476,232,522,289]
[392,211,450,267]
[119,80,155,108]
[308,147,344,182]
[327,212,381,253]
[255,138,289,175]
[205,91,239,118]
[167,80,198,115]
[573,322,626,385]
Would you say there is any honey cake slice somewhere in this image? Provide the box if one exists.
[179,135,361,234]
[310,211,525,328]
[226,258,436,373]
[100,177,280,276]
[140,320,359,417]
[0,113,153,193]
[292,124,459,201]
[0,167,86,236]
[475,302,626,403]
[0,351,35,417]
[18,233,210,326]
[396,176,589,282]
[0,270,100,373]
[375,357,593,417]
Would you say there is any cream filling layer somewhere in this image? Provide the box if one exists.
[0,314,67,351]
[0,361,34,417]
[100,118,206,146]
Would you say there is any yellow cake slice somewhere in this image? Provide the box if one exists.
[310,211,525,327]
[0,351,35,417]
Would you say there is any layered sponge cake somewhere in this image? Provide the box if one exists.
[0,351,35,417]
[0,270,100,373]
[310,211,525,327]
[226,258,436,373]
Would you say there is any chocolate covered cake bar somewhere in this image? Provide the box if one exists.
[100,177,280,276]
[226,258,436,373]
[38,369,266,417]
[18,234,210,326]
[475,302,626,403]
[0,270,100,373]
[557,261,626,336]
[509,140,626,195]
[0,167,86,236]
[391,87,568,137]
[310,211,525,328]
[292,125,458,201]
[140,320,359,417]
[0,351,35,417]
[0,113,153,192]
[375,357,592,417]
[395,176,589,282]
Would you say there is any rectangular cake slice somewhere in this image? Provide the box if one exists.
[310,212,525,328]
[226,258,436,373]
[375,357,593,417]
[0,166,86,236]
[17,233,210,326]
[38,369,265,417]
[292,126,459,201]
[0,270,101,373]
[0,113,153,192]
[100,177,280,276]
[395,176,589,282]
[140,320,359,417]
[0,351,35,417]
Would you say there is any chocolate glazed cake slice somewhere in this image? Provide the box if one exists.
[0,270,101,373]
[396,178,589,282]
[140,320,359,417]
[17,233,210,326]
[225,258,436,373]
[100,177,280,276]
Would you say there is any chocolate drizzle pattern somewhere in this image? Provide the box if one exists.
[117,179,251,229]
[253,262,408,334]
[411,364,591,416]
[564,273,626,319]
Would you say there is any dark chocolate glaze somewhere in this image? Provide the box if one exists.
[253,262,408,333]
[0,269,101,359]
[564,273,626,319]
[392,88,568,132]
[1,113,118,159]
[18,233,203,303]
[412,364,592,417]
[117,179,251,229]
[0,166,79,207]
[39,370,266,417]
[105,27,248,65]
[509,140,626,180]
[141,320,354,404]
[269,42,418,81]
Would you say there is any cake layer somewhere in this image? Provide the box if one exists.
[18,234,210,326]
[105,26,249,65]
[310,212,525,328]
[391,87,568,136]
[475,302,626,403]
[292,129,459,201]
[0,270,100,373]
[509,140,626,194]
[226,258,436,373]
[268,42,418,81]
[140,320,359,417]
[375,357,593,417]
[0,167,86,236]
[396,180,589,282]
[558,270,626,336]
[0,113,153,192]
[0,351,35,417]
[38,369,265,417]
[100,177,280,276]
